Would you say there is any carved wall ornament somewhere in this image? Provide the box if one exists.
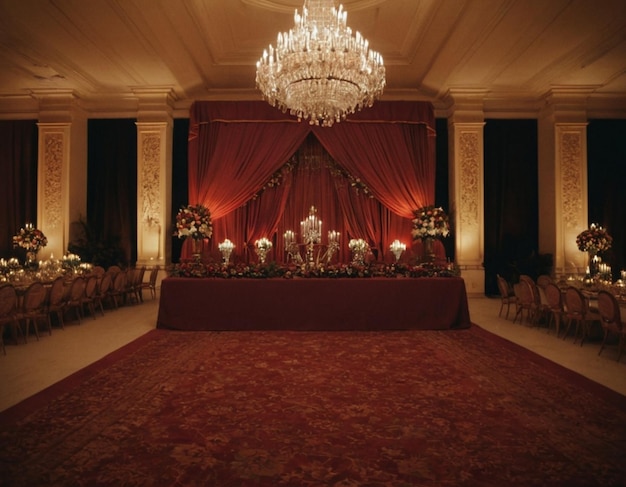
[43,133,64,229]
[459,131,480,229]
[559,131,583,230]
[140,133,161,226]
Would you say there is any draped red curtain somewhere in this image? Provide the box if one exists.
[186,101,439,263]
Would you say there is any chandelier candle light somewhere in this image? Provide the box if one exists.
[255,0,385,127]
[284,230,303,264]
[389,240,406,263]
[218,239,235,265]
[301,206,322,264]
[322,230,340,264]
[255,238,273,264]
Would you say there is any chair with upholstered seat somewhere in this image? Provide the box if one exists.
[81,275,99,320]
[496,274,516,319]
[93,272,112,315]
[543,282,565,337]
[146,265,160,300]
[562,286,601,346]
[46,276,68,330]
[128,266,146,304]
[536,274,553,289]
[0,283,24,354]
[596,290,626,361]
[519,275,548,326]
[65,277,87,324]
[18,281,49,341]
[513,281,535,324]
[108,270,127,309]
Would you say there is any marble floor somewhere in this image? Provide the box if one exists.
[1,291,625,412]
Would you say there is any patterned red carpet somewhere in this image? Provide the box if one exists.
[1,326,626,486]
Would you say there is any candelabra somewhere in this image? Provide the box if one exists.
[322,230,340,264]
[301,206,322,265]
[389,239,406,263]
[218,239,235,265]
[349,238,369,266]
[283,230,303,264]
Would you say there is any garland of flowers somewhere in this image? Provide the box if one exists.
[12,224,48,252]
[576,223,612,253]
[167,261,460,279]
[411,206,450,240]
[174,204,212,240]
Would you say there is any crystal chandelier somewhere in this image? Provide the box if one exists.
[255,0,385,127]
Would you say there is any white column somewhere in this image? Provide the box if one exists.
[36,91,87,260]
[134,88,175,268]
[136,122,172,267]
[444,90,487,296]
[538,90,589,279]
[449,121,486,296]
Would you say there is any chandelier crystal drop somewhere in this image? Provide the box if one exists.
[255,0,385,127]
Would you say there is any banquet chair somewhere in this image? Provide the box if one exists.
[140,265,159,300]
[93,272,112,315]
[107,265,122,274]
[543,282,565,336]
[108,270,127,309]
[536,274,553,289]
[520,275,549,326]
[130,266,146,303]
[0,283,24,354]
[496,274,516,319]
[123,268,143,305]
[91,266,106,277]
[46,276,67,330]
[596,290,626,361]
[562,286,601,346]
[18,281,49,342]
[513,281,535,324]
[81,275,99,320]
[65,277,87,324]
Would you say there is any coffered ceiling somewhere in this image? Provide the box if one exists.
[1,0,625,116]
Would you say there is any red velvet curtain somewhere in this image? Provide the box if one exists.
[187,101,438,263]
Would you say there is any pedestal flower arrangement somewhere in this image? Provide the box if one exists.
[174,204,212,257]
[576,223,612,254]
[13,223,47,266]
[576,223,612,276]
[411,206,449,261]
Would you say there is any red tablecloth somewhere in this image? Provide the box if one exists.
[156,277,472,331]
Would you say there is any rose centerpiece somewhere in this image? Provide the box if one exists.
[411,206,450,260]
[411,206,450,240]
[174,204,212,257]
[576,223,612,254]
[13,223,48,265]
[576,223,612,276]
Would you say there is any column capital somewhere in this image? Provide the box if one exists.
[441,88,487,123]
[133,88,176,123]
[540,86,595,122]
[32,89,86,122]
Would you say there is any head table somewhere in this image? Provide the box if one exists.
[156,277,472,331]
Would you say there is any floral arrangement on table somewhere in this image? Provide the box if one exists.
[411,206,450,240]
[12,224,48,252]
[167,261,460,279]
[576,223,612,253]
[174,204,212,240]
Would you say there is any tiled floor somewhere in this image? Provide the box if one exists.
[1,292,625,412]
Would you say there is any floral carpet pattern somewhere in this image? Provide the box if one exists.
[1,326,626,486]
